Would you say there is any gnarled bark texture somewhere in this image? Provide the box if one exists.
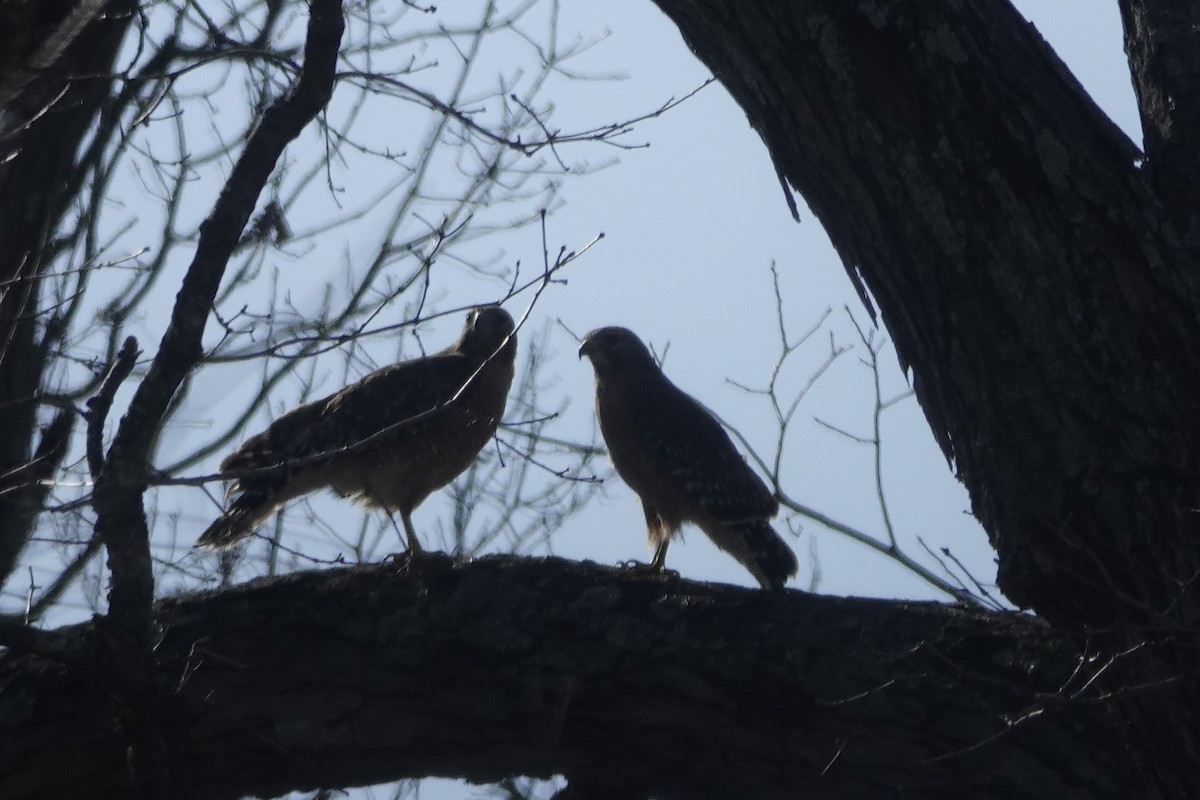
[648,0,1200,795]
[0,557,1142,800]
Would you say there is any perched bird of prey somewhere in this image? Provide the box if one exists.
[197,306,517,551]
[580,326,798,590]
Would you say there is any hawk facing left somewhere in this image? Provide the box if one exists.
[580,326,798,590]
[197,306,517,551]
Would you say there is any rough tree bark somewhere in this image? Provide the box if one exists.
[0,556,1144,800]
[648,0,1200,795]
[0,0,136,586]
[2,0,1195,798]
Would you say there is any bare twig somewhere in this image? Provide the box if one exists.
[342,71,714,157]
[845,308,899,549]
[723,268,986,606]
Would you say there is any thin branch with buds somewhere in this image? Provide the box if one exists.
[723,269,992,606]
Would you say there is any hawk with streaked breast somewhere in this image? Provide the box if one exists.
[197,306,517,551]
[580,326,798,590]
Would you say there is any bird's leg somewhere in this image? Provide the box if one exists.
[619,538,679,580]
[382,510,429,571]
[619,506,679,580]
[401,511,423,554]
[648,539,669,571]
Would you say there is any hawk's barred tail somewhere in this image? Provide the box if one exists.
[195,488,274,548]
[733,518,799,591]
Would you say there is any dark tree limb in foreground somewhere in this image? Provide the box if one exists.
[650,0,1200,795]
[0,557,1142,800]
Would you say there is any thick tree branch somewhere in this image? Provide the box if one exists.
[0,617,82,661]
[1117,2,1200,241]
[0,557,1145,800]
[84,336,139,481]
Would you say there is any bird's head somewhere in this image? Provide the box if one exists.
[578,326,656,374]
[459,305,516,360]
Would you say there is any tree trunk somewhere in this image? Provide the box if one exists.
[0,0,135,584]
[0,556,1143,800]
[648,0,1200,794]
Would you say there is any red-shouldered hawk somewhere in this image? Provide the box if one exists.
[197,306,517,552]
[580,326,798,590]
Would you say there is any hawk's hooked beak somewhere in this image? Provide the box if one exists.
[578,337,594,360]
